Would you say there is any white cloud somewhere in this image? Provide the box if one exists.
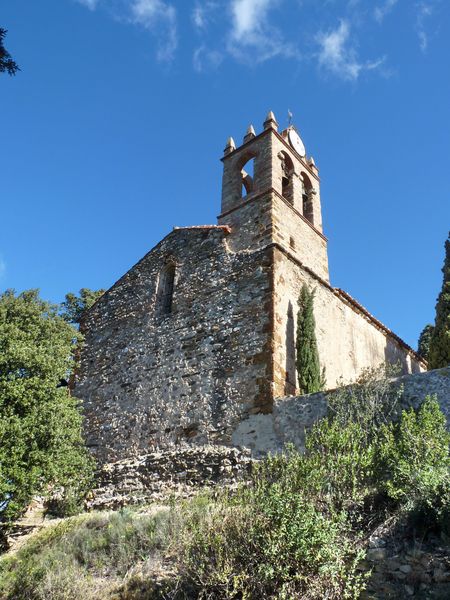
[230,0,273,39]
[193,5,206,29]
[316,20,384,81]
[0,257,6,280]
[374,0,399,23]
[75,0,100,9]
[75,0,390,80]
[192,1,218,30]
[228,0,296,63]
[416,2,434,52]
[129,0,177,62]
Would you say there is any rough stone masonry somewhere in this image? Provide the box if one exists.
[75,111,427,464]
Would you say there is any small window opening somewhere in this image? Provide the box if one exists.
[241,157,255,198]
[157,264,176,315]
[289,236,295,249]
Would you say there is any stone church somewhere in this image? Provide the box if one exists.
[75,111,426,463]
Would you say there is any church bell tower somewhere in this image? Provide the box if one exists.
[218,111,329,282]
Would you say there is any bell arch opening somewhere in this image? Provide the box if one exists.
[237,152,257,199]
[279,151,295,205]
[301,172,314,224]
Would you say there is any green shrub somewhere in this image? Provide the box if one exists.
[303,419,375,508]
[173,489,366,600]
[375,395,450,529]
[167,392,449,599]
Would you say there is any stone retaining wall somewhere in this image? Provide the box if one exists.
[87,445,254,511]
[232,367,450,456]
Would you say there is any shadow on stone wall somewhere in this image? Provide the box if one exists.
[284,300,296,396]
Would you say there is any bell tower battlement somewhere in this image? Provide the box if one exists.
[218,111,329,282]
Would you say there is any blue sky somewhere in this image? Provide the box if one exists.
[1,0,449,349]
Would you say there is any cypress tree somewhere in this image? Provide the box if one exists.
[296,284,325,394]
[417,324,434,360]
[428,232,450,369]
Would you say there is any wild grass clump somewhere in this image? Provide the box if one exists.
[0,508,173,600]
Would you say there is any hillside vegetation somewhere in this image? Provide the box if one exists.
[1,375,449,600]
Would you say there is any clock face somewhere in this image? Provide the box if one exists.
[288,129,306,157]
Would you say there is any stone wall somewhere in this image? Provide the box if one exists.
[87,445,254,511]
[232,367,450,456]
[75,226,274,464]
[272,245,425,395]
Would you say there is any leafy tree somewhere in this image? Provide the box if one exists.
[428,232,450,369]
[295,284,325,394]
[60,288,105,325]
[0,290,93,523]
[418,324,434,360]
[0,28,19,76]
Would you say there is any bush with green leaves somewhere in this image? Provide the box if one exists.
[418,324,434,360]
[0,290,93,524]
[164,382,450,599]
[375,396,450,527]
[174,489,366,600]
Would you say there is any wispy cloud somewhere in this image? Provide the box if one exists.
[75,0,402,81]
[129,0,177,62]
[193,45,223,71]
[316,20,384,81]
[75,0,177,62]
[192,1,218,30]
[75,0,100,9]
[416,1,435,52]
[230,0,274,39]
[374,0,399,23]
[227,0,297,63]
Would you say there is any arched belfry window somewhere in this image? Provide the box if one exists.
[157,263,176,315]
[301,172,314,225]
[279,151,294,205]
[238,152,257,199]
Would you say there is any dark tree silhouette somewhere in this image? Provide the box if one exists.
[428,232,450,369]
[418,324,434,360]
[0,28,19,75]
